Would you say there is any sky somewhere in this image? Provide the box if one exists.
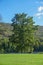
[0,0,43,25]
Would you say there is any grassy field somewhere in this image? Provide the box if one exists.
[0,54,43,65]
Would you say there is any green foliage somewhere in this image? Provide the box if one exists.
[0,13,43,53]
[10,13,39,53]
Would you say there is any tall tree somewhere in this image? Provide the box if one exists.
[10,13,38,53]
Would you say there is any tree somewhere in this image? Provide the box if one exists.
[9,13,38,53]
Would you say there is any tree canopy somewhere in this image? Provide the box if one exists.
[9,13,39,53]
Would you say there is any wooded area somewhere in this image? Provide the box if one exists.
[0,13,43,53]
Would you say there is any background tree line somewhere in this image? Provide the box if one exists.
[0,13,43,53]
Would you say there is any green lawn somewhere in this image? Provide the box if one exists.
[0,54,43,65]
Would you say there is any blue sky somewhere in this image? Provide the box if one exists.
[0,0,43,25]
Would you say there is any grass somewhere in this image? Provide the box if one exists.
[0,54,43,65]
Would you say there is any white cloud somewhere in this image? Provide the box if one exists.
[35,12,43,19]
[35,1,43,19]
[38,6,43,12]
[35,12,43,16]
[35,6,43,19]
